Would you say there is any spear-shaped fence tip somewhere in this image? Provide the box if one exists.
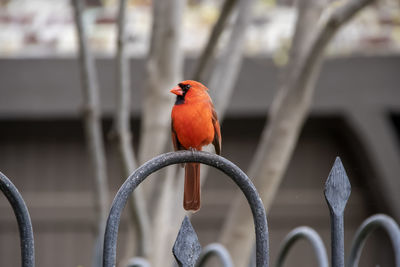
[173,216,202,267]
[324,157,351,215]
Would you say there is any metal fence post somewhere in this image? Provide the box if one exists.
[324,157,351,267]
[103,150,269,267]
[0,172,35,267]
[172,216,202,267]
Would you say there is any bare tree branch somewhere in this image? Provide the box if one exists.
[192,0,237,83]
[114,0,151,258]
[71,0,109,265]
[207,0,256,119]
[281,0,328,79]
[219,0,375,266]
[193,0,256,203]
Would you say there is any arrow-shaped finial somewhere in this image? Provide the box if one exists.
[324,157,351,215]
[173,216,202,267]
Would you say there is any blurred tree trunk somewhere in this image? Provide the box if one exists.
[207,0,256,119]
[71,0,109,266]
[113,0,150,262]
[137,0,186,211]
[137,0,186,266]
[192,0,237,83]
[138,0,185,166]
[219,0,375,266]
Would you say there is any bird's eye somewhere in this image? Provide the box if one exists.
[178,83,191,92]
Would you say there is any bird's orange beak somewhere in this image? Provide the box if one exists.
[170,86,183,96]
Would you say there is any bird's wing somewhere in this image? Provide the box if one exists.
[171,119,184,151]
[211,107,222,155]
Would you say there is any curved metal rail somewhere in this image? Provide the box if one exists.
[103,150,269,267]
[0,172,35,267]
[346,214,400,267]
[275,226,328,267]
[196,243,233,267]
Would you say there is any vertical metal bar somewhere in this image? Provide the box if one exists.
[0,172,35,267]
[330,214,345,267]
[324,157,351,267]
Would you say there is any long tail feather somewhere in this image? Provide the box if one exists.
[184,163,200,211]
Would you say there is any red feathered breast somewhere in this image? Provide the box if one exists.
[171,101,215,151]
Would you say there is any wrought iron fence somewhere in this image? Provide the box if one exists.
[1,151,400,267]
[0,172,34,267]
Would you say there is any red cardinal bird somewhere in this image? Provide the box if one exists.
[170,80,221,212]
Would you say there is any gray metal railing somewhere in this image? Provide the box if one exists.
[325,157,351,267]
[1,153,400,267]
[347,214,400,267]
[274,226,328,267]
[103,151,269,267]
[196,243,233,267]
[0,171,35,267]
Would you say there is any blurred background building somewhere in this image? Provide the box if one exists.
[1,0,400,266]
